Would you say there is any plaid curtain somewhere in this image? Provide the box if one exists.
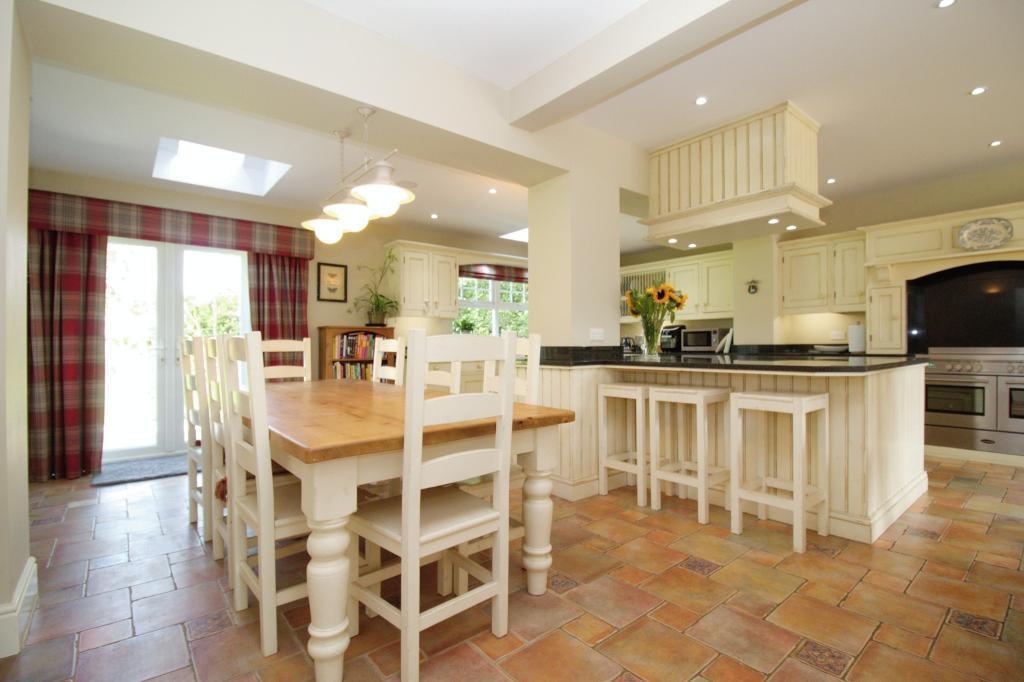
[27,230,108,481]
[459,263,528,283]
[248,253,309,366]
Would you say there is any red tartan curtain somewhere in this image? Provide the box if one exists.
[27,230,108,481]
[248,253,309,366]
[458,263,528,283]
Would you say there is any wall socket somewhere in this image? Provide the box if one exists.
[589,328,605,342]
[829,330,845,340]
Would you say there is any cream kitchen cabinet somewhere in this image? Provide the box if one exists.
[867,284,905,354]
[700,255,734,315]
[393,246,459,318]
[667,262,701,319]
[621,252,734,322]
[780,234,866,315]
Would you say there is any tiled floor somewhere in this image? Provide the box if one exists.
[3,456,1024,681]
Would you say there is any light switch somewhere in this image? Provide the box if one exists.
[589,328,605,342]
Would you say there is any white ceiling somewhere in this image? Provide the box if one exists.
[577,0,1024,201]
[303,0,649,89]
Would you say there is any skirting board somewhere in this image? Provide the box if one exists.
[926,444,1023,467]
[0,556,38,657]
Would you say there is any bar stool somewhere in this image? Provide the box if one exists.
[648,386,731,523]
[598,383,648,507]
[729,391,829,553]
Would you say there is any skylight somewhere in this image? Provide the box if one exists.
[152,138,290,196]
[500,228,529,243]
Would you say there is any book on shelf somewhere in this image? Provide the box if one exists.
[332,361,371,380]
[333,331,380,362]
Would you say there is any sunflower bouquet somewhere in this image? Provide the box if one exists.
[625,283,688,355]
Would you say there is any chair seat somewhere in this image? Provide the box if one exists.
[352,487,499,549]
[235,482,307,534]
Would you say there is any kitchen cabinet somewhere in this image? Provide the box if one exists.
[398,248,431,316]
[779,233,866,315]
[393,245,459,318]
[430,253,459,317]
[667,263,700,319]
[621,252,733,322]
[867,284,905,353]
[700,256,734,315]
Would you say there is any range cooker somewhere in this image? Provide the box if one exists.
[923,348,1024,456]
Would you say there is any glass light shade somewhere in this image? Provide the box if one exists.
[351,162,415,220]
[323,196,371,232]
[301,217,344,245]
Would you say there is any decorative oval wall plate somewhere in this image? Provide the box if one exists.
[955,218,1013,251]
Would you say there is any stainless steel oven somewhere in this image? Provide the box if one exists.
[999,376,1024,434]
[925,374,997,430]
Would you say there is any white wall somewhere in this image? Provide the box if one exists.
[0,0,32,655]
[731,236,779,345]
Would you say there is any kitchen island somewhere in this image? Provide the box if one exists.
[536,352,928,543]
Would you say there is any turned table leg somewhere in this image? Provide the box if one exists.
[520,426,557,596]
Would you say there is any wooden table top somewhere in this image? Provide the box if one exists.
[265,379,576,463]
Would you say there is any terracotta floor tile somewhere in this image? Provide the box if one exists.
[90,552,129,570]
[50,535,128,566]
[976,552,1019,569]
[185,609,234,640]
[931,624,1024,680]
[132,580,225,634]
[563,612,616,645]
[37,559,87,593]
[79,618,134,651]
[256,652,315,682]
[670,531,748,565]
[843,582,947,637]
[638,510,702,537]
[607,537,687,573]
[142,666,196,682]
[742,549,784,567]
[344,611,400,659]
[681,556,722,577]
[907,572,1010,621]
[643,529,681,546]
[796,581,846,606]
[567,575,662,627]
[767,594,877,655]
[171,555,226,588]
[967,560,1024,594]
[609,564,653,585]
[585,536,620,552]
[726,592,776,619]
[988,518,1024,544]
[924,503,995,526]
[472,629,524,659]
[86,556,170,595]
[643,567,734,615]
[599,617,714,681]
[769,658,834,681]
[849,641,971,682]
[947,609,1001,638]
[922,560,967,580]
[776,552,866,593]
[702,655,765,682]
[77,625,190,682]
[728,524,798,556]
[0,634,75,681]
[943,523,1022,558]
[131,576,176,601]
[572,497,627,521]
[899,511,952,534]
[648,602,700,631]
[585,517,649,545]
[687,605,799,673]
[420,642,505,681]
[508,590,583,641]
[29,517,95,541]
[1003,608,1024,645]
[420,604,490,655]
[873,623,933,657]
[965,497,1024,520]
[190,621,300,682]
[891,534,976,571]
[27,587,131,645]
[129,530,201,561]
[710,558,804,604]
[38,582,85,607]
[862,569,910,593]
[503,630,620,682]
[794,640,853,677]
[368,640,421,676]
[549,517,597,550]
[551,544,622,584]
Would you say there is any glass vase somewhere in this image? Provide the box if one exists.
[641,317,661,356]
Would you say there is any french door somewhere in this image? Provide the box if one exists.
[103,238,250,460]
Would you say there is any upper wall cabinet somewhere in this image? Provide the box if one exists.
[622,252,733,322]
[867,284,905,353]
[779,233,866,315]
[391,243,460,319]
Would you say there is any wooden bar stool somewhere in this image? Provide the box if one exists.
[648,386,731,523]
[729,391,829,553]
[598,383,648,507]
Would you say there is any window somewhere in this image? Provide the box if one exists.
[453,276,528,337]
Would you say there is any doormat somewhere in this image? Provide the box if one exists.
[91,454,193,486]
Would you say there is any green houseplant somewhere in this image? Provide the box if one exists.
[354,248,400,326]
[625,283,688,355]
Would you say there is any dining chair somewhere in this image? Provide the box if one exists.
[371,337,406,385]
[347,330,517,682]
[200,337,231,566]
[180,337,213,543]
[426,358,462,394]
[261,337,312,381]
[222,331,310,656]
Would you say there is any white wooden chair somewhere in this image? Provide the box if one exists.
[200,337,231,565]
[426,359,462,394]
[222,332,310,656]
[371,337,406,385]
[347,330,517,682]
[180,337,212,542]
[261,337,312,381]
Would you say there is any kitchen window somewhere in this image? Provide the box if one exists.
[454,277,528,337]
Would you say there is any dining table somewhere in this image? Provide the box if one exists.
[263,378,576,682]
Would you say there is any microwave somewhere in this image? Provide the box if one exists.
[661,326,729,353]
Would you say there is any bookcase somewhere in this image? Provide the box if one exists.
[317,325,395,381]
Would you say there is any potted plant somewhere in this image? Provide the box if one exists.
[354,248,400,326]
[625,283,687,355]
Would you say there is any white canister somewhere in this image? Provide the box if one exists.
[848,322,866,354]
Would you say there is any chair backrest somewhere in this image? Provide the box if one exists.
[261,337,312,382]
[482,333,541,404]
[180,337,210,447]
[401,330,516,548]
[426,361,462,394]
[371,337,406,385]
[221,332,276,522]
[202,336,231,481]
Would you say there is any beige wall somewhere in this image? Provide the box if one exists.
[731,236,779,345]
[777,312,865,345]
[0,0,32,654]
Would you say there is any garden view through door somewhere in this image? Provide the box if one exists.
[103,238,249,460]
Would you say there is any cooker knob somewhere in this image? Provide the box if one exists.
[974,363,983,372]
[945,363,953,371]
[954,363,963,372]
[1009,364,1017,374]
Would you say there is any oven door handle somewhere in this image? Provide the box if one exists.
[927,377,995,386]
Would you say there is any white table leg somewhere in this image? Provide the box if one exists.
[297,457,359,682]
[519,426,557,596]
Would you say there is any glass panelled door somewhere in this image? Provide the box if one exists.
[103,238,248,460]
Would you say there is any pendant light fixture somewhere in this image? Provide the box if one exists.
[302,216,345,244]
[351,106,414,219]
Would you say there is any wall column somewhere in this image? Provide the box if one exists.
[731,236,780,345]
[528,169,621,347]
[0,0,34,657]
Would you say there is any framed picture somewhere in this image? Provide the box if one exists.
[317,262,348,302]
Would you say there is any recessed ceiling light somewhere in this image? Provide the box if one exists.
[990,140,1003,147]
[668,238,678,244]
[937,0,955,8]
[500,228,528,242]
[786,225,798,231]
[970,86,987,96]
[687,243,697,249]
[430,213,438,220]
[826,177,837,184]
[695,96,709,106]
[488,188,497,194]
[767,218,779,225]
